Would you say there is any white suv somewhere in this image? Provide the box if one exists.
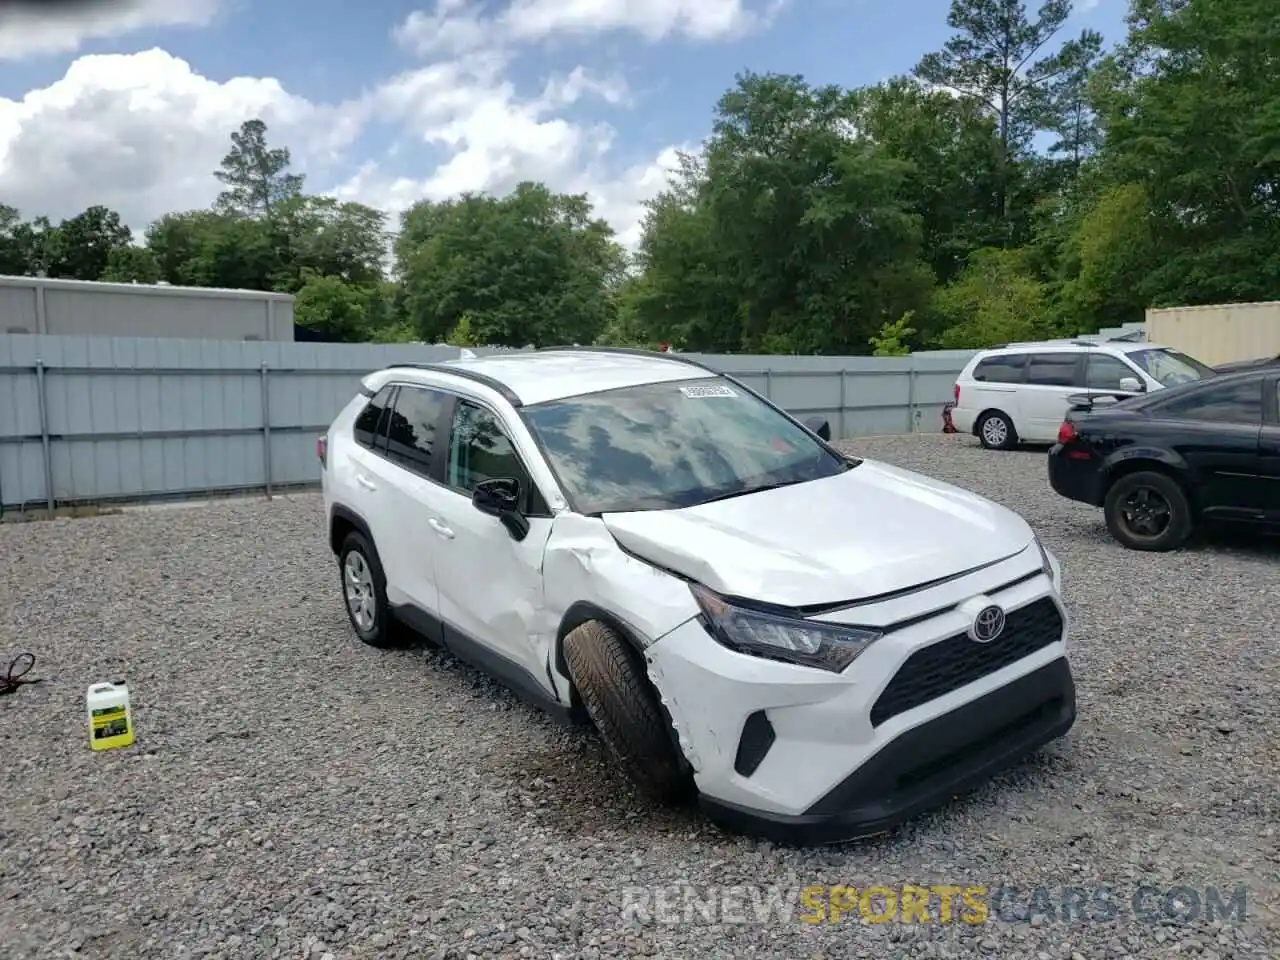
[319,347,1076,844]
[951,339,1217,449]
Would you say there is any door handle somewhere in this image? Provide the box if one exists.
[428,518,455,539]
[355,474,377,491]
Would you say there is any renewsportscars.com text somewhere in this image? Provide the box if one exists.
[619,883,1249,926]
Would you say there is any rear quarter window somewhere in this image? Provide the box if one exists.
[972,354,1027,383]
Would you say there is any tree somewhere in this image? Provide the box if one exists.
[213,119,305,218]
[931,247,1056,347]
[47,205,133,280]
[1086,0,1280,305]
[852,78,1003,284]
[100,246,161,284]
[396,183,626,347]
[634,72,934,354]
[914,0,1102,238]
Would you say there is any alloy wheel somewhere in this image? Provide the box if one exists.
[1119,486,1172,538]
[343,550,377,632]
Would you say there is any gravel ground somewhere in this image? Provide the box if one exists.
[1,433,1277,960]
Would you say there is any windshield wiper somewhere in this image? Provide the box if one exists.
[695,477,808,506]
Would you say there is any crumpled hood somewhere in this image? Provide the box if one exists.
[601,459,1035,608]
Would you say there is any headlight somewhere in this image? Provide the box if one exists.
[1034,536,1061,590]
[1035,536,1052,575]
[689,583,881,673]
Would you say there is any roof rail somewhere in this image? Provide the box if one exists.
[384,362,523,407]
[535,344,718,373]
[1070,339,1101,347]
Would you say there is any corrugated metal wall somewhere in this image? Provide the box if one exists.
[1146,301,1280,366]
[0,334,973,510]
[0,275,295,341]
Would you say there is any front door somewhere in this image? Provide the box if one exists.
[429,396,556,689]
[1147,378,1264,520]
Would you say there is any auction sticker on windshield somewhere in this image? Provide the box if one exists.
[679,383,738,398]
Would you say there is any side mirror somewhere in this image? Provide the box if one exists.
[803,416,832,441]
[1118,376,1143,393]
[471,478,530,541]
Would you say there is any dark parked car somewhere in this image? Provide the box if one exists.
[1048,367,1280,550]
[1213,353,1280,374]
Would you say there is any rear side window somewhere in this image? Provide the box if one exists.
[972,354,1026,383]
[385,385,449,476]
[1150,378,1264,425]
[1026,353,1081,387]
[354,385,395,449]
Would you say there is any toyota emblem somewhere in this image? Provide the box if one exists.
[970,604,1006,643]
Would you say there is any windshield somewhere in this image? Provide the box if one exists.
[1126,348,1216,386]
[520,376,849,514]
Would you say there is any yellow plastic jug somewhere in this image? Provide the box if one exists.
[86,682,134,750]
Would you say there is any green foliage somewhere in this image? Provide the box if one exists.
[3,1,1279,352]
[870,314,917,356]
[396,182,625,347]
[213,119,305,218]
[931,248,1057,348]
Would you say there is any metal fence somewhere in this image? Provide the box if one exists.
[0,334,973,511]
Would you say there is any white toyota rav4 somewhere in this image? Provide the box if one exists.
[319,348,1076,844]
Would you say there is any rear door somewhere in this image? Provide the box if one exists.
[966,353,1027,431]
[344,383,400,570]
[1145,378,1265,519]
[1021,352,1085,442]
[377,383,453,627]
[1259,374,1280,521]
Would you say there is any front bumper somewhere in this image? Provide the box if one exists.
[699,657,1075,844]
[643,548,1074,845]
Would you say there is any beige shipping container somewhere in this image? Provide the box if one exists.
[1144,300,1280,366]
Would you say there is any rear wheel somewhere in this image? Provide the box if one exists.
[1104,470,1193,551]
[562,620,693,804]
[338,530,407,647]
[977,411,1017,450]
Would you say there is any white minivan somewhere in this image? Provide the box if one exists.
[951,339,1218,449]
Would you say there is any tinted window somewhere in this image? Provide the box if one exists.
[1085,354,1139,390]
[972,354,1026,383]
[1152,379,1263,425]
[1026,353,1080,387]
[353,386,395,449]
[447,401,547,514]
[521,376,849,514]
[385,386,448,474]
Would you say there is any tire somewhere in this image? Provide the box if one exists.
[337,530,405,647]
[977,411,1017,450]
[1103,470,1194,551]
[562,620,693,804]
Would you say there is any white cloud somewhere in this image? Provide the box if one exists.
[0,0,759,252]
[0,48,362,230]
[0,0,219,61]
[394,0,783,56]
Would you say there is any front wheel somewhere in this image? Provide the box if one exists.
[1103,471,1193,551]
[562,620,693,804]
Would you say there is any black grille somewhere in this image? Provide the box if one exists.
[869,597,1064,728]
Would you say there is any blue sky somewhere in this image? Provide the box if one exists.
[0,0,1128,245]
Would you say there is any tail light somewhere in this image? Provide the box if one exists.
[316,435,327,467]
[1056,421,1077,444]
[953,383,960,404]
